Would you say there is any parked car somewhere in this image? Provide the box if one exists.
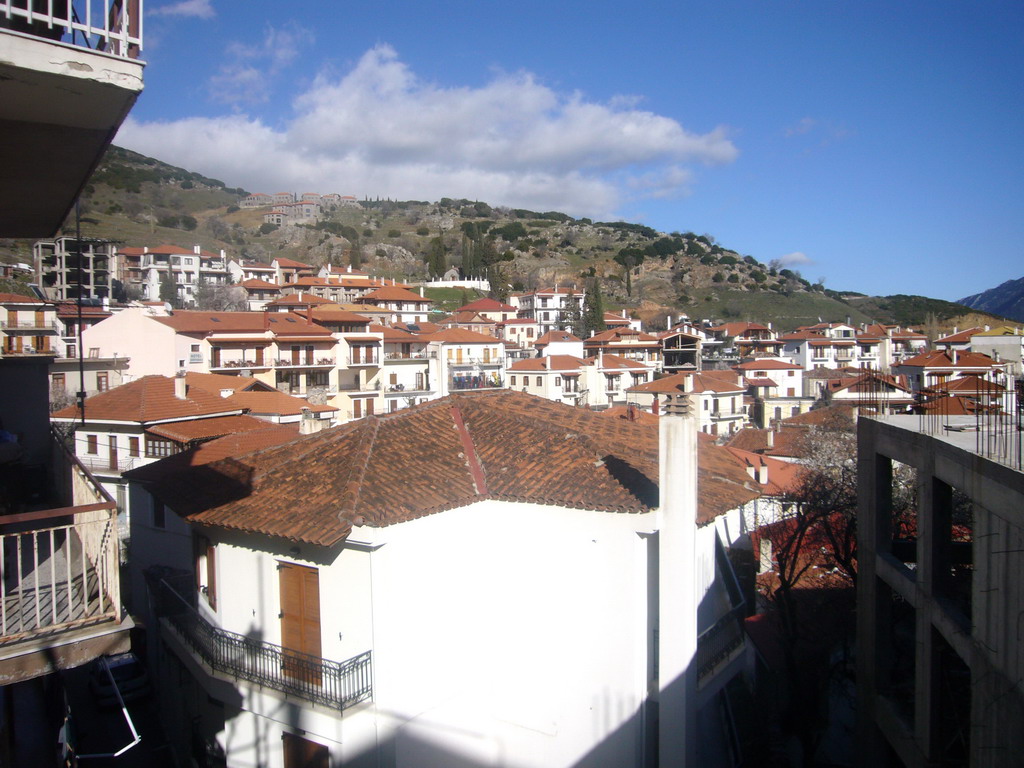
[88,652,151,707]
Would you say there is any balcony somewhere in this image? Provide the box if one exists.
[0,0,145,237]
[0,443,129,683]
[77,453,141,475]
[383,350,436,361]
[274,358,335,369]
[155,578,372,711]
[1,320,59,332]
[384,383,432,395]
[450,375,503,391]
[347,355,380,367]
[447,355,504,367]
[209,359,270,371]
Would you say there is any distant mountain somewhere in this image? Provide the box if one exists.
[959,277,1024,323]
[0,144,1006,334]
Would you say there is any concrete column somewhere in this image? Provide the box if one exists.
[658,390,698,767]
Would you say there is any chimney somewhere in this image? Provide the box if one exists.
[220,249,226,260]
[952,349,958,365]
[757,458,768,485]
[766,428,774,449]
[194,245,201,254]
[744,458,756,481]
[220,388,233,398]
[420,286,424,297]
[174,372,187,400]
[657,391,698,765]
[299,407,324,435]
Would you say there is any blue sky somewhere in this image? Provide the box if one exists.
[118,1,1024,302]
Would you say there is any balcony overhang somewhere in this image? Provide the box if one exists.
[0,30,144,237]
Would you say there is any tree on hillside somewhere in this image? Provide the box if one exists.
[581,279,606,338]
[486,265,510,303]
[193,273,213,309]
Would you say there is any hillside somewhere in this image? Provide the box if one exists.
[0,145,1002,333]
[959,277,1024,324]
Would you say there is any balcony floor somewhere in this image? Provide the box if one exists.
[1,531,106,641]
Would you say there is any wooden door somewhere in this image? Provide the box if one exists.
[278,562,322,684]
[35,310,45,329]
[456,347,463,364]
[282,732,329,768]
[255,346,263,366]
[291,346,300,365]
[211,347,221,367]
[108,436,118,471]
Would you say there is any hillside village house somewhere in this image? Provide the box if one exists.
[891,349,1008,395]
[0,292,57,357]
[584,327,663,367]
[354,285,433,325]
[126,390,761,767]
[962,325,1024,376]
[114,244,230,305]
[49,373,336,529]
[628,371,748,436]
[658,327,704,373]
[455,296,518,323]
[514,286,586,334]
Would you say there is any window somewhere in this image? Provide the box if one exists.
[51,373,65,391]
[555,376,561,387]
[86,434,98,454]
[129,437,139,457]
[194,534,217,610]
[66,344,76,358]
[145,437,174,458]
[96,372,109,392]
[152,496,165,529]
[510,375,516,386]
[535,376,542,387]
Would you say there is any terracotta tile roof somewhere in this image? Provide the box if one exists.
[935,327,985,344]
[273,257,313,268]
[724,446,803,496]
[55,302,110,318]
[143,391,762,545]
[283,277,333,287]
[368,323,418,341]
[598,354,651,372]
[734,359,802,370]
[508,355,586,372]
[781,405,856,428]
[600,405,660,425]
[147,414,276,443]
[898,350,996,369]
[125,425,301,487]
[458,297,516,312]
[916,395,987,415]
[267,294,335,307]
[708,321,771,336]
[726,427,806,458]
[154,311,267,334]
[805,366,853,380]
[51,375,244,423]
[238,279,280,290]
[417,328,501,344]
[0,292,43,303]
[585,328,660,345]
[185,372,272,393]
[359,286,430,303]
[972,325,1022,337]
[301,307,373,325]
[921,375,1005,394]
[394,321,443,334]
[627,371,741,394]
[535,330,581,345]
[744,377,778,388]
[447,311,495,325]
[148,244,193,255]
[225,390,337,417]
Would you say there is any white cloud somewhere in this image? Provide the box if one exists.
[150,0,214,19]
[208,23,314,106]
[785,117,816,137]
[119,44,738,218]
[778,251,813,266]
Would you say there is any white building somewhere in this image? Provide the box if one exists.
[126,390,761,768]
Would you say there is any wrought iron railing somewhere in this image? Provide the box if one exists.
[156,580,372,711]
[695,605,746,680]
[0,0,142,59]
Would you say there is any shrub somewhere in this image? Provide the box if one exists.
[416,226,430,236]
[712,272,725,283]
[387,229,401,238]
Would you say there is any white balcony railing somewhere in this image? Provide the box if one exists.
[0,0,143,59]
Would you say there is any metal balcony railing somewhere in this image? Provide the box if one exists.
[695,605,746,680]
[77,454,140,474]
[156,579,372,711]
[0,0,142,59]
[446,355,503,367]
[1,444,121,645]
[1,320,59,331]
[383,350,436,361]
